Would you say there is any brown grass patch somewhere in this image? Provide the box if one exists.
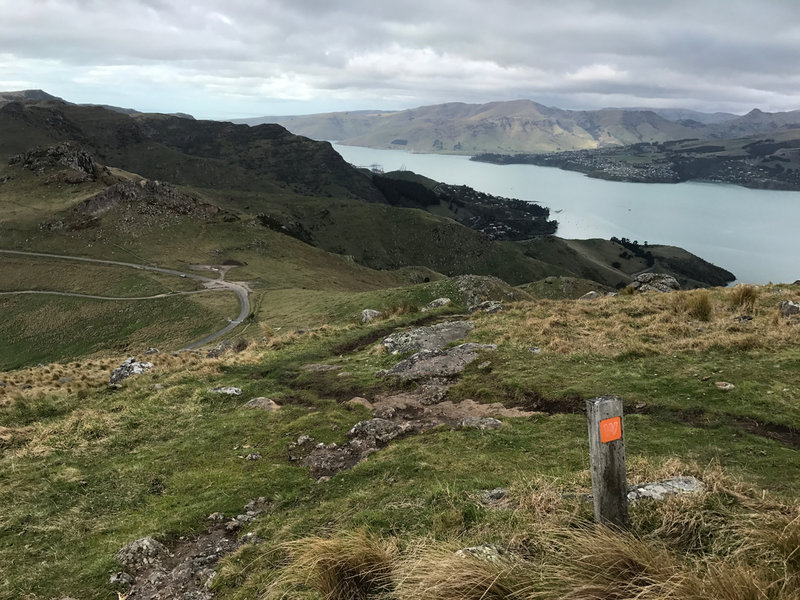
[265,530,396,600]
[394,540,531,600]
[728,285,760,313]
[476,286,797,357]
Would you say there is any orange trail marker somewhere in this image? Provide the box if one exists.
[600,416,622,443]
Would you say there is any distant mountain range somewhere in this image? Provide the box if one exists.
[0,89,194,119]
[235,100,800,155]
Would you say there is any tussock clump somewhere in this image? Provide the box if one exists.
[673,290,713,321]
[701,562,787,600]
[740,508,800,575]
[383,301,419,318]
[394,541,534,600]
[266,530,396,600]
[542,524,705,600]
[728,284,760,313]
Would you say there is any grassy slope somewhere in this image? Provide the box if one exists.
[1,284,799,599]
[518,236,734,289]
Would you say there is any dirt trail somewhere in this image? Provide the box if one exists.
[0,248,250,349]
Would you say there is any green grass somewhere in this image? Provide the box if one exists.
[1,291,799,598]
[0,291,238,369]
[0,255,201,296]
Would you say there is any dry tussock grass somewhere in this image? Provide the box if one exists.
[480,286,799,357]
[543,524,705,600]
[393,540,532,600]
[264,529,397,600]
[261,461,800,600]
[23,408,118,456]
[729,285,760,313]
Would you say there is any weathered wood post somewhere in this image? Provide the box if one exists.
[586,395,629,528]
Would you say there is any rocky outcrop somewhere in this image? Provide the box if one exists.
[9,142,97,182]
[451,275,530,306]
[630,272,680,293]
[205,338,248,359]
[288,419,414,479]
[378,343,497,380]
[115,537,169,572]
[109,357,153,385]
[111,498,271,600]
[381,320,474,354]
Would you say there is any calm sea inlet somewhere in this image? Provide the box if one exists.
[334,144,800,285]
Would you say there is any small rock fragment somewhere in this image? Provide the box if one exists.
[109,571,134,588]
[578,291,601,300]
[361,309,382,323]
[715,381,735,391]
[244,397,280,411]
[209,386,242,395]
[528,346,542,354]
[225,520,242,532]
[115,537,169,571]
[469,300,503,313]
[480,488,507,504]
[426,297,451,309]
[245,453,262,461]
[779,300,800,317]
[459,417,502,430]
[109,357,153,385]
[456,544,507,564]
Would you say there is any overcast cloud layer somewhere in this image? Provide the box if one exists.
[2,0,799,119]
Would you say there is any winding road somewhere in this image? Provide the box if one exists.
[0,249,250,350]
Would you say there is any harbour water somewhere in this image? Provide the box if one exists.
[334,144,800,284]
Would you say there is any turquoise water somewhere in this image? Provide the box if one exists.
[334,144,800,284]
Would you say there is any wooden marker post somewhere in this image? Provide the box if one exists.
[586,395,629,528]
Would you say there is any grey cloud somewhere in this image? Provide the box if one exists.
[1,0,799,117]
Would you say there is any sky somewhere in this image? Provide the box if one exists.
[2,0,799,120]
